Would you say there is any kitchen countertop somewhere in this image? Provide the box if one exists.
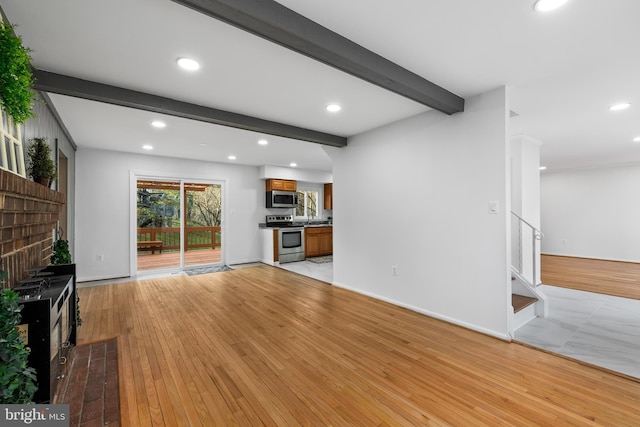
[302,223,333,228]
[259,222,332,229]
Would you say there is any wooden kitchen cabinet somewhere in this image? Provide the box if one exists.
[324,183,333,209]
[305,226,333,258]
[273,229,279,262]
[266,179,297,192]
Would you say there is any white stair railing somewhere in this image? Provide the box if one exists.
[511,211,548,318]
[511,211,543,286]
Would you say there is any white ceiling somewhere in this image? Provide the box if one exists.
[2,0,639,173]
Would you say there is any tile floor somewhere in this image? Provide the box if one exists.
[278,263,640,380]
[515,285,640,379]
[276,259,333,284]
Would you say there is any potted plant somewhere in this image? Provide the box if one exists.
[26,137,56,187]
[0,286,38,404]
[51,239,81,326]
[51,239,72,265]
[0,22,35,124]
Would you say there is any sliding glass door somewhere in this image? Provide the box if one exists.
[136,179,182,272]
[184,182,222,267]
[136,179,223,273]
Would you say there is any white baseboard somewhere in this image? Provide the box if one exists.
[331,281,511,341]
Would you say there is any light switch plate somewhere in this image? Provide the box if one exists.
[488,200,499,214]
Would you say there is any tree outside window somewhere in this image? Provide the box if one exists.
[187,185,222,227]
[296,190,318,218]
[137,188,180,228]
[137,184,222,228]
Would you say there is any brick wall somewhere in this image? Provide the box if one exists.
[0,168,65,289]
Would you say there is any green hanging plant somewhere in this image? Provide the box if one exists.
[0,22,36,124]
[0,287,38,404]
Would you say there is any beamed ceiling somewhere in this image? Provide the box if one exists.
[30,0,464,149]
[2,0,640,172]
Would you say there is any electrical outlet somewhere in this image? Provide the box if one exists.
[97,254,104,261]
[391,265,398,276]
[562,239,567,245]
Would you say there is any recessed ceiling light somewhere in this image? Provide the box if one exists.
[142,145,153,150]
[258,139,269,145]
[228,155,236,160]
[290,162,297,167]
[533,0,569,12]
[609,103,631,111]
[199,143,207,147]
[177,57,200,71]
[326,104,341,113]
[539,166,547,170]
[151,120,166,128]
[633,136,640,142]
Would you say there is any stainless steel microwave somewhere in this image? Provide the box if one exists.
[266,190,298,208]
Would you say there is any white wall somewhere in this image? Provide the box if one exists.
[329,87,512,339]
[510,135,542,283]
[75,148,266,281]
[511,135,541,226]
[541,164,640,262]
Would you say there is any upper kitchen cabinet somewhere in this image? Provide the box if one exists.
[324,183,333,209]
[266,179,297,192]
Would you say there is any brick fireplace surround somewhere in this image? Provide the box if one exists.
[1,170,120,424]
[0,168,65,289]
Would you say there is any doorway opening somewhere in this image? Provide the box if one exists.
[136,178,223,273]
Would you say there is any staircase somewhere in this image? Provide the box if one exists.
[511,212,547,331]
[512,294,537,330]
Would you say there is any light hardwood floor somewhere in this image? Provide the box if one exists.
[541,254,640,300]
[78,265,640,426]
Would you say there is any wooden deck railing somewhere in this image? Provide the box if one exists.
[137,226,221,251]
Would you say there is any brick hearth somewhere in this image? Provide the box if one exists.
[55,338,120,427]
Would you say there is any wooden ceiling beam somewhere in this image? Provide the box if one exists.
[172,0,465,115]
[32,70,348,148]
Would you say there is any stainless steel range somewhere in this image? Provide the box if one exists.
[266,215,305,263]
